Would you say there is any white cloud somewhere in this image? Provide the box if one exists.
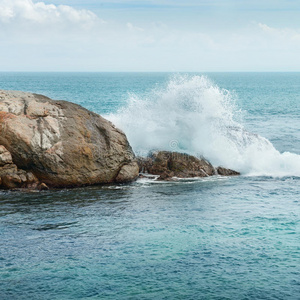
[0,0,100,27]
[258,23,300,42]
[127,22,144,32]
[0,1,300,71]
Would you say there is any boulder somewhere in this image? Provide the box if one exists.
[216,166,240,176]
[138,151,240,180]
[115,162,139,183]
[138,151,215,180]
[0,90,139,188]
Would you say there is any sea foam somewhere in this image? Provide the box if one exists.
[107,75,300,177]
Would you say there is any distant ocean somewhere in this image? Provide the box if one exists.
[0,72,299,299]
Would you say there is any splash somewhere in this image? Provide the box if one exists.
[107,75,300,177]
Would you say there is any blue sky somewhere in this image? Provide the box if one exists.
[0,0,300,71]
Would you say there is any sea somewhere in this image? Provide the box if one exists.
[0,72,299,299]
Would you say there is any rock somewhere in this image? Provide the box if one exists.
[138,151,240,180]
[38,183,49,190]
[0,151,40,189]
[1,172,22,189]
[216,167,240,176]
[137,156,153,173]
[0,145,13,166]
[115,162,140,183]
[158,171,175,181]
[0,90,139,188]
[138,151,216,179]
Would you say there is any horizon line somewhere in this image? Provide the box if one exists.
[1,71,300,73]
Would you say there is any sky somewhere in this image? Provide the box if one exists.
[0,0,300,71]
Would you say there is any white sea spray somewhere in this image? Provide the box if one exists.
[108,75,300,177]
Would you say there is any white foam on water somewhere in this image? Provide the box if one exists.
[107,75,300,177]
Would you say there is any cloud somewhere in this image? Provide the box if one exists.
[0,1,300,71]
[127,22,144,32]
[258,23,300,42]
[0,0,100,28]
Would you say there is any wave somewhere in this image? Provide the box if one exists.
[107,75,300,177]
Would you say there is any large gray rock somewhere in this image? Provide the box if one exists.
[0,90,139,188]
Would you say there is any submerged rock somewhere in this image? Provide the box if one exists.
[0,90,139,188]
[138,151,240,180]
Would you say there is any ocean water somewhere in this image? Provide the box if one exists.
[0,73,299,299]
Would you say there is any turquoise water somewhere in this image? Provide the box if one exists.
[0,73,299,299]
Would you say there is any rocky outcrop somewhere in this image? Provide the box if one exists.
[138,151,240,180]
[0,90,139,189]
[0,145,40,189]
[216,166,240,176]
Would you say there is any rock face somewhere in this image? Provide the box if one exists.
[0,90,139,188]
[0,145,40,189]
[138,151,240,180]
